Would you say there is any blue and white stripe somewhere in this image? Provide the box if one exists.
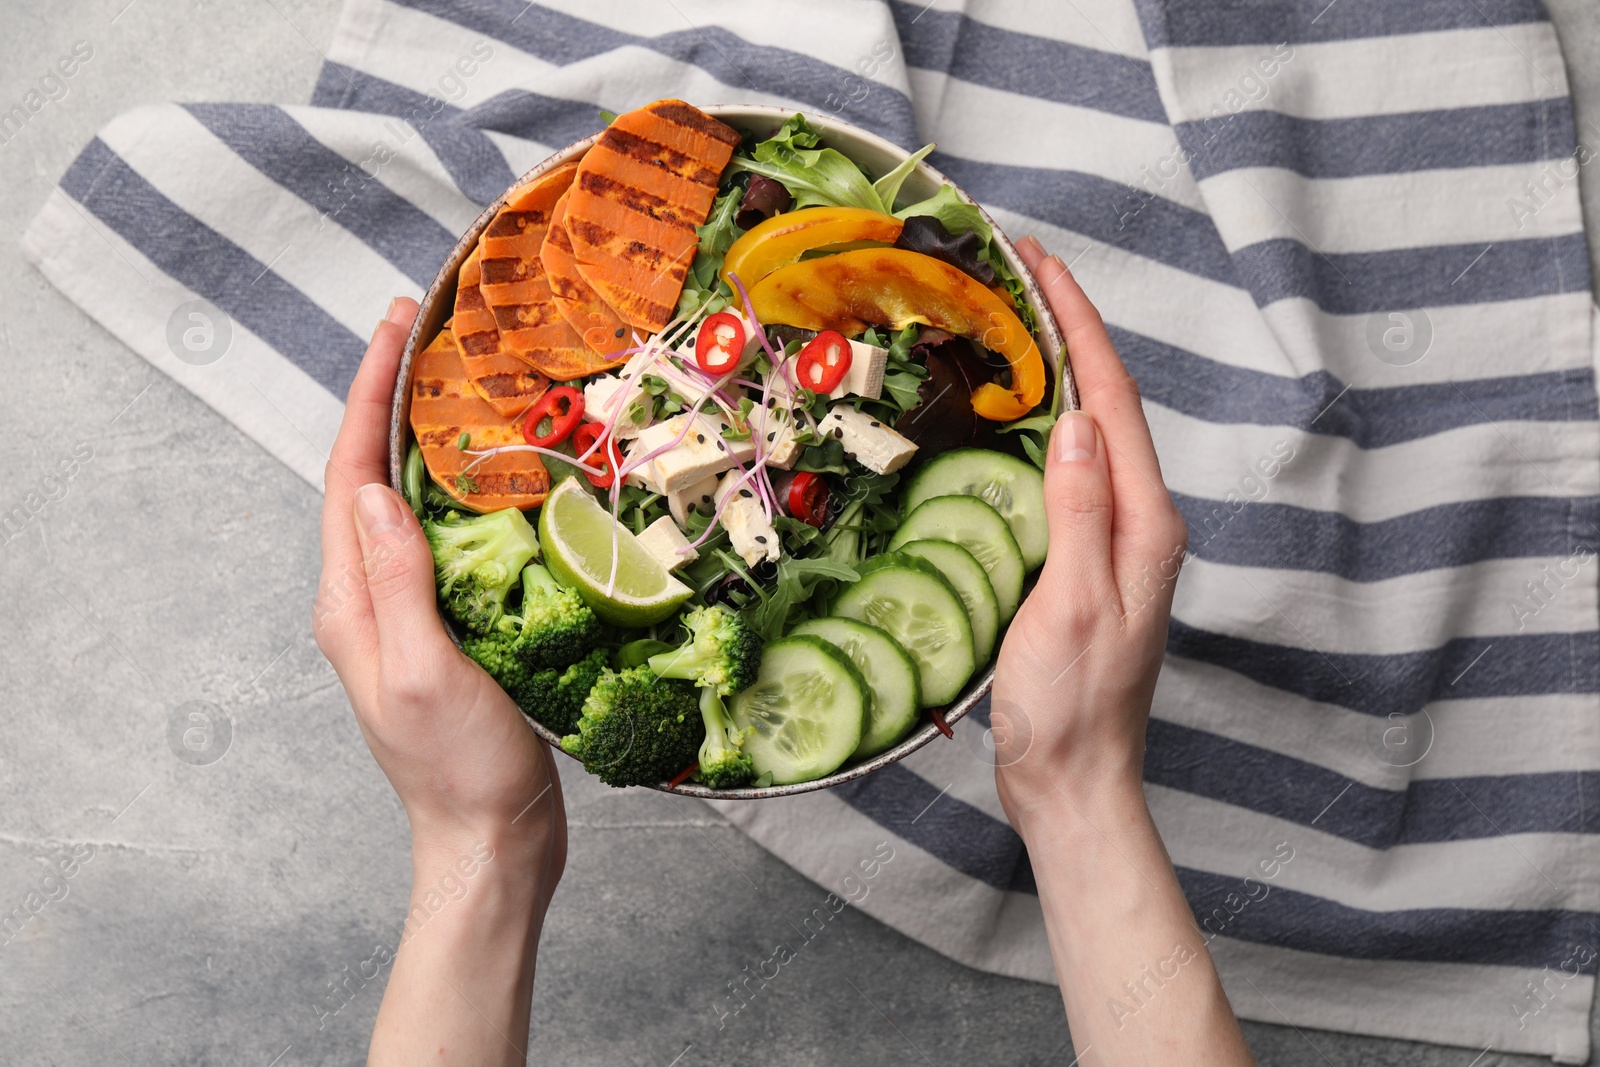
[23,0,1598,1059]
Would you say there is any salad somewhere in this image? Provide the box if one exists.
[404,99,1062,792]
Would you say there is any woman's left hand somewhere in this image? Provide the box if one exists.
[313,298,565,1065]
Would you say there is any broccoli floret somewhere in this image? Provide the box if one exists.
[560,666,704,788]
[646,605,763,696]
[461,628,529,691]
[512,648,609,736]
[693,687,755,789]
[495,563,601,670]
[646,605,763,790]
[426,507,540,635]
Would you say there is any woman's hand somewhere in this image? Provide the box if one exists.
[992,239,1189,827]
[993,241,1255,1066]
[313,298,564,1066]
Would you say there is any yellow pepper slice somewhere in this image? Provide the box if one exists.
[748,248,1045,421]
[721,207,904,292]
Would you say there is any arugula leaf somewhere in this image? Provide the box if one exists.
[676,185,744,318]
[987,249,1038,334]
[877,324,928,416]
[998,411,1060,472]
[745,555,860,641]
[691,186,743,289]
[871,143,936,213]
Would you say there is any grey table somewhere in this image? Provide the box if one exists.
[2,3,1597,1064]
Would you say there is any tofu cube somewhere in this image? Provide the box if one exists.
[583,374,651,438]
[826,339,889,401]
[714,471,779,566]
[636,515,697,570]
[653,413,745,492]
[622,417,679,491]
[816,406,918,475]
[626,413,740,494]
[751,403,805,469]
[668,473,718,528]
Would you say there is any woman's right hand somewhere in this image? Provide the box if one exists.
[991,239,1256,1066]
[991,238,1189,831]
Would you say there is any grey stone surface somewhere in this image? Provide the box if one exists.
[0,2,1596,1065]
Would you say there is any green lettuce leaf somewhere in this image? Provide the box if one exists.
[728,113,935,217]
[895,184,992,242]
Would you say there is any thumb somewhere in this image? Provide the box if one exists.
[1037,410,1115,599]
[352,482,451,655]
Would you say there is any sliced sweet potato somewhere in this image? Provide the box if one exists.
[542,189,632,359]
[565,99,741,332]
[478,162,622,380]
[452,246,552,418]
[410,323,550,512]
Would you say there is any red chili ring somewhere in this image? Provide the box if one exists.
[522,386,585,448]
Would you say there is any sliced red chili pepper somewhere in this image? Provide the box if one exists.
[795,330,852,394]
[695,311,747,374]
[571,422,621,489]
[785,470,831,528]
[667,762,699,789]
[521,386,585,448]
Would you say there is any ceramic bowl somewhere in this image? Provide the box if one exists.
[389,104,1072,798]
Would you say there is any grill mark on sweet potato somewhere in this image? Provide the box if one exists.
[600,128,722,191]
[565,99,738,332]
[649,100,743,146]
[540,191,632,362]
[485,209,546,237]
[408,326,549,510]
[472,161,612,379]
[577,170,698,231]
[481,256,533,285]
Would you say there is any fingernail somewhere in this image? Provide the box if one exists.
[354,483,405,536]
[385,297,406,323]
[1017,235,1043,257]
[1054,411,1097,464]
[1045,253,1070,279]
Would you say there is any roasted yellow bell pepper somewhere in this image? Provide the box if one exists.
[721,207,904,292]
[748,247,1045,421]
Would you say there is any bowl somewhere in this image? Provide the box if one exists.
[389,104,1072,799]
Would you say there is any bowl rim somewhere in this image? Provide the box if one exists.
[388,103,1072,799]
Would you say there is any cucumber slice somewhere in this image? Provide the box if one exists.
[895,539,999,665]
[791,618,920,759]
[904,448,1048,570]
[832,553,975,707]
[888,496,1025,623]
[729,635,868,785]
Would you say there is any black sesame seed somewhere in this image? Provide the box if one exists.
[716,440,725,451]
[832,428,843,439]
[869,420,881,428]
[701,494,712,503]
[755,535,767,544]
[696,433,705,443]
[740,488,753,498]
[766,431,776,441]
[614,327,626,338]
[766,397,777,408]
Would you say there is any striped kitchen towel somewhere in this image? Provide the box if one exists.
[23,0,1599,1059]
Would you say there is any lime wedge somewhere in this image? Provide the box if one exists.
[538,478,693,626]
